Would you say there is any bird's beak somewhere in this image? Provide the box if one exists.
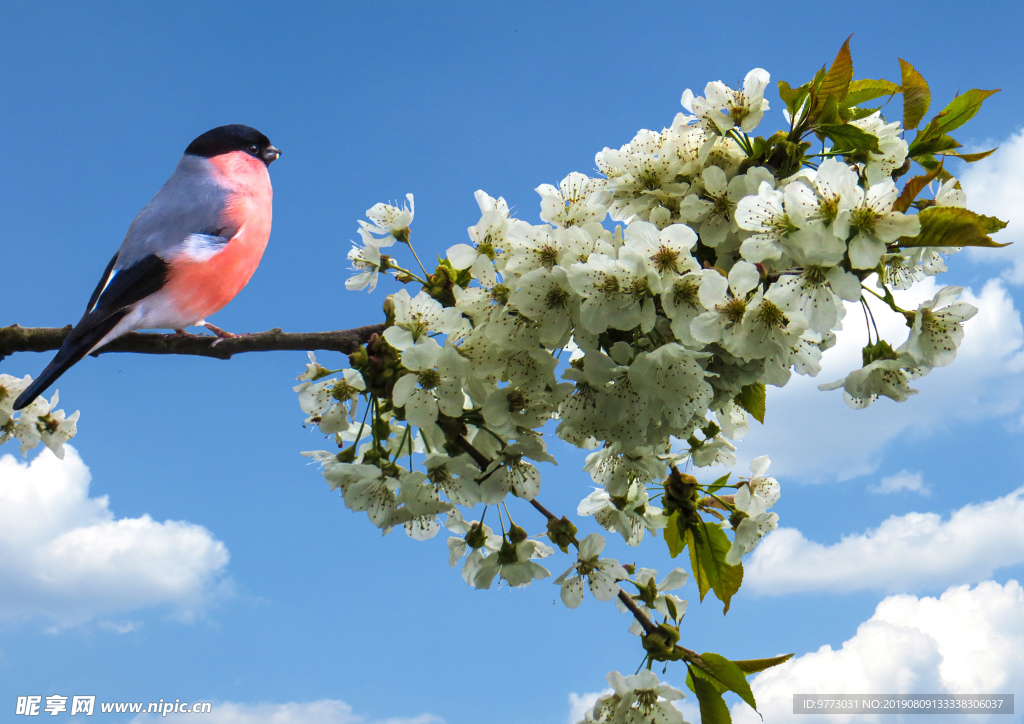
[263,145,282,165]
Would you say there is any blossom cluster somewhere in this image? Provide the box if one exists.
[304,66,976,579]
[0,374,78,458]
[299,63,992,722]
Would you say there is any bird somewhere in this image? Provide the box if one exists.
[13,124,281,410]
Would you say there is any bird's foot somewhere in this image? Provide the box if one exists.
[197,322,245,347]
[164,329,198,340]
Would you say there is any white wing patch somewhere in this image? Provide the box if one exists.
[181,233,229,262]
[89,268,119,313]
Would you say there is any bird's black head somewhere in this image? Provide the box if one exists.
[185,124,281,166]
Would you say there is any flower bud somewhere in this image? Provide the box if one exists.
[373,417,392,440]
[382,296,396,325]
[546,516,578,553]
[636,576,660,607]
[348,346,369,368]
[641,622,683,662]
[496,539,520,565]
[663,471,699,515]
[464,522,487,549]
[335,445,357,464]
[507,524,528,545]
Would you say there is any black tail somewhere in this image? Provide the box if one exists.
[13,312,127,410]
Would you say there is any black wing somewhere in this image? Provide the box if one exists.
[13,254,170,410]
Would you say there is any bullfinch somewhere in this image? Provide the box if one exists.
[14,124,280,410]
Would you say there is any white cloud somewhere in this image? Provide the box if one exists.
[747,486,1024,595]
[0,447,229,627]
[567,689,611,724]
[738,277,1024,482]
[961,129,1024,283]
[732,580,1024,724]
[869,470,929,496]
[129,699,443,724]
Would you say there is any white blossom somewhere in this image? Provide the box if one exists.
[623,221,699,278]
[835,181,921,270]
[383,289,466,350]
[898,286,978,367]
[850,112,909,186]
[391,473,453,540]
[362,193,415,245]
[465,538,553,589]
[677,165,746,247]
[819,355,930,408]
[346,229,386,292]
[554,533,628,608]
[691,262,761,354]
[578,483,664,546]
[726,456,780,565]
[736,180,815,263]
[568,249,660,334]
[584,670,686,724]
[342,466,402,530]
[392,339,467,428]
[683,68,771,134]
[537,172,607,228]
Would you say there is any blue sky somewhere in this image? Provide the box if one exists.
[2,2,1024,723]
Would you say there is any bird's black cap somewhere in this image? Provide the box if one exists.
[185,124,280,165]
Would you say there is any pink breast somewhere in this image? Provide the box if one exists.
[164,152,273,322]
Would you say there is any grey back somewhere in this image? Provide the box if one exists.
[114,154,235,269]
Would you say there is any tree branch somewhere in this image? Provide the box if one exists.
[0,323,386,362]
[616,589,658,635]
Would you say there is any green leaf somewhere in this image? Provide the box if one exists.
[734,653,795,675]
[914,154,955,183]
[707,473,731,494]
[694,653,758,711]
[899,206,1010,249]
[841,78,899,108]
[841,106,883,121]
[893,160,945,213]
[916,88,1000,144]
[665,511,685,558]
[778,80,811,121]
[665,595,680,622]
[816,94,840,126]
[978,214,1010,234]
[898,59,930,130]
[936,147,997,163]
[690,671,733,724]
[685,526,709,600]
[689,521,743,613]
[817,35,854,102]
[909,133,961,158]
[816,124,881,153]
[735,383,765,424]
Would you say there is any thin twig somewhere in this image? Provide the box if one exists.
[456,433,663,636]
[616,590,658,635]
[528,499,557,521]
[455,435,491,469]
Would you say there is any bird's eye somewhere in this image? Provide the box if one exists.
[248,144,259,154]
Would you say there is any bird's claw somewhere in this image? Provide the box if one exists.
[164,329,198,341]
[199,322,244,347]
